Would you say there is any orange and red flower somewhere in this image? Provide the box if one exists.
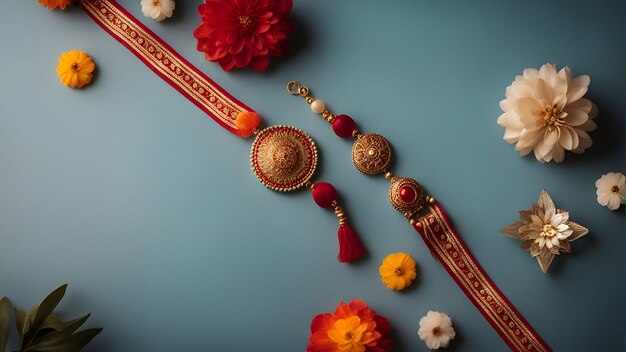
[38,0,73,10]
[193,0,293,72]
[307,299,393,352]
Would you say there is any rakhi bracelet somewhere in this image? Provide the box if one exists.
[287,80,433,218]
[78,0,366,263]
[248,124,366,263]
[287,80,552,352]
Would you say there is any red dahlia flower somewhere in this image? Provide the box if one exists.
[193,0,294,72]
[307,299,393,352]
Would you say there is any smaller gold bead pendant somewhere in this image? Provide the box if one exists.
[250,125,318,192]
[388,176,426,216]
[351,133,392,175]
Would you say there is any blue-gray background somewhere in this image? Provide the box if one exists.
[0,1,624,351]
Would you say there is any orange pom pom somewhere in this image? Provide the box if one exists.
[39,0,73,11]
[235,111,261,137]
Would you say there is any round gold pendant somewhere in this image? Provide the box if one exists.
[388,176,425,216]
[250,125,318,192]
[351,133,392,175]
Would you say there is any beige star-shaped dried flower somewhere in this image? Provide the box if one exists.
[500,190,588,273]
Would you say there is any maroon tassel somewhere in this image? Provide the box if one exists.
[337,223,366,263]
[310,182,366,263]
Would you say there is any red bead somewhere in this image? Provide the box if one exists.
[399,185,417,204]
[332,114,357,138]
[311,182,337,208]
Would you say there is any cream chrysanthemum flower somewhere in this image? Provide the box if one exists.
[595,172,625,211]
[501,190,588,273]
[418,311,455,350]
[497,63,598,163]
[141,0,175,21]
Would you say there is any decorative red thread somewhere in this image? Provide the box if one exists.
[337,223,366,263]
[413,204,552,352]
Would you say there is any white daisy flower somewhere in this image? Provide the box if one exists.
[141,0,175,22]
[418,311,456,350]
[595,172,625,210]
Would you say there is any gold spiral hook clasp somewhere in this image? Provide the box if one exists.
[287,80,309,96]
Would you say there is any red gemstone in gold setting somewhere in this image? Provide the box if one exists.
[388,176,425,215]
[399,185,417,204]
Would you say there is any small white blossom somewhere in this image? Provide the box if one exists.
[418,311,456,350]
[595,172,625,210]
[141,0,175,22]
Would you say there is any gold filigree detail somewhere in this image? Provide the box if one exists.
[250,125,318,192]
[388,176,426,219]
[351,133,392,175]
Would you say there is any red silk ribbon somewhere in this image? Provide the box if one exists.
[78,0,551,350]
[414,204,551,352]
[79,0,251,136]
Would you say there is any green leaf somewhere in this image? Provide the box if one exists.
[21,304,39,349]
[24,314,93,352]
[36,315,63,333]
[32,314,91,344]
[39,314,90,336]
[22,285,67,347]
[14,307,26,337]
[24,328,102,352]
[32,285,67,328]
[0,297,10,352]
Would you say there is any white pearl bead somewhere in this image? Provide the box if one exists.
[311,100,325,114]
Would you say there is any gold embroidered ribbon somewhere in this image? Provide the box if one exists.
[414,204,551,352]
[79,0,251,136]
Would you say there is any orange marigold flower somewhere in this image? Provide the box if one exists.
[379,252,417,290]
[307,299,393,352]
[56,50,95,89]
[38,0,73,11]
